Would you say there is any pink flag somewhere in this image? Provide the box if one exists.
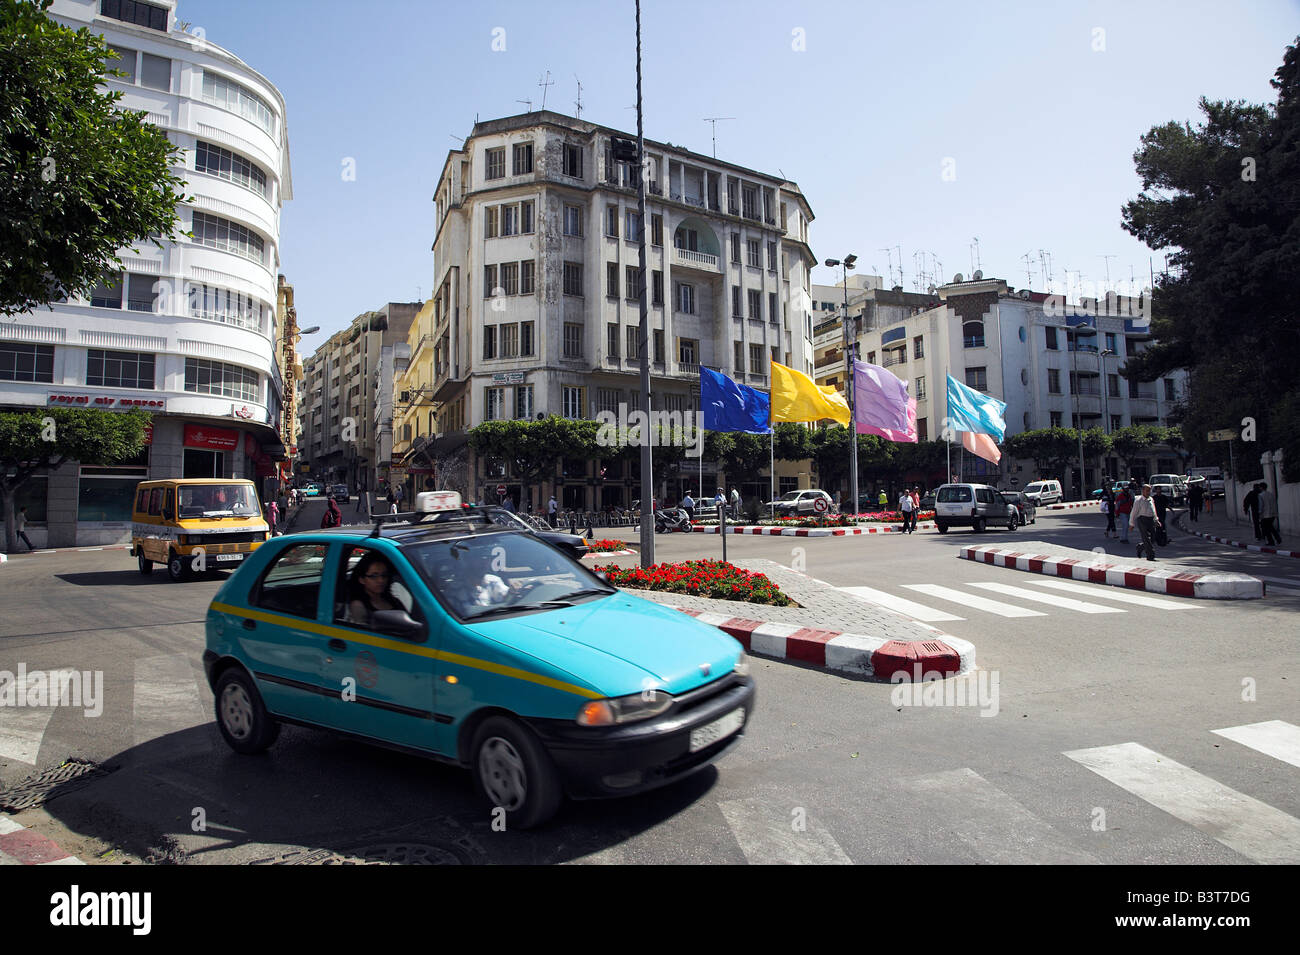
[853,360,917,443]
[962,430,1002,464]
[859,395,918,443]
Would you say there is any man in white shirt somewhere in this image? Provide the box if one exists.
[680,490,696,523]
[1129,484,1162,561]
[898,488,916,534]
[1258,484,1281,545]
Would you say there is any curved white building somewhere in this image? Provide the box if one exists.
[2,0,292,546]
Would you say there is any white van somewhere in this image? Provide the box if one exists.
[1022,480,1062,506]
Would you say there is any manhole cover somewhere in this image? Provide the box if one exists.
[355,842,464,865]
[0,759,115,812]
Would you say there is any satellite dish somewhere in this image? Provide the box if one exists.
[927,284,937,294]
[1019,289,1031,300]
[953,273,964,283]
[973,270,983,280]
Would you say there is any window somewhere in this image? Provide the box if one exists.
[747,289,761,319]
[501,204,518,236]
[767,241,777,271]
[626,327,639,359]
[965,366,987,391]
[654,330,664,362]
[483,264,497,298]
[742,185,758,219]
[734,341,744,373]
[90,272,124,308]
[515,385,534,419]
[187,283,265,330]
[501,323,519,358]
[652,270,663,307]
[607,324,619,357]
[195,141,267,197]
[562,386,585,419]
[624,266,644,302]
[252,544,328,621]
[485,147,505,180]
[0,343,54,382]
[625,210,642,240]
[520,322,534,357]
[1048,368,1061,393]
[1164,378,1176,401]
[1111,414,1123,431]
[1045,326,1059,350]
[1105,332,1117,352]
[201,71,275,137]
[483,325,497,360]
[606,262,619,298]
[125,273,158,310]
[87,349,154,389]
[595,388,620,416]
[769,292,777,324]
[563,262,583,296]
[1108,373,1120,398]
[184,358,258,401]
[563,205,582,236]
[915,376,926,399]
[962,321,985,348]
[100,0,167,32]
[917,418,928,441]
[106,44,136,82]
[913,335,924,359]
[677,282,695,314]
[679,338,697,364]
[1050,411,1063,427]
[484,206,498,238]
[867,351,876,364]
[651,214,663,246]
[563,323,583,359]
[562,144,583,178]
[749,343,763,373]
[500,262,518,295]
[512,142,533,175]
[746,239,761,268]
[675,228,699,252]
[140,53,170,91]
[520,260,535,295]
[191,212,265,265]
[485,387,505,420]
[606,205,619,238]
[730,233,741,265]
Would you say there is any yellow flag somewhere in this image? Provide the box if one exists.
[770,362,850,425]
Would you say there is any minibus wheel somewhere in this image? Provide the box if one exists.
[138,552,153,575]
[167,550,188,582]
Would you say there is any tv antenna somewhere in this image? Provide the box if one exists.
[574,74,583,119]
[1099,254,1116,291]
[516,99,533,112]
[878,248,895,288]
[970,237,981,274]
[1021,251,1034,289]
[1038,249,1053,287]
[702,117,735,158]
[449,133,466,147]
[537,70,553,111]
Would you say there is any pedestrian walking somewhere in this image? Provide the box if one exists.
[1116,482,1135,543]
[321,497,342,529]
[1243,483,1262,540]
[547,494,558,526]
[356,485,367,512]
[1100,488,1116,538]
[386,486,397,514]
[394,483,404,509]
[1186,481,1203,522]
[910,486,920,526]
[730,487,741,519]
[1153,486,1170,547]
[878,489,888,511]
[266,499,280,535]
[680,490,695,523]
[1130,483,1161,561]
[1258,483,1281,545]
[15,506,34,551]
[898,488,915,534]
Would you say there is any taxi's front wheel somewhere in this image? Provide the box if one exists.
[214,669,280,754]
[470,717,562,829]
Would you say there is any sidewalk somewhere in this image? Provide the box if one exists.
[1175,505,1298,559]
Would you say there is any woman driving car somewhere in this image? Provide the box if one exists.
[345,551,402,627]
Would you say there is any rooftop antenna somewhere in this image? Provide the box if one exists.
[449,133,466,147]
[574,74,583,119]
[537,70,553,111]
[516,99,533,112]
[1038,249,1053,288]
[702,117,735,158]
[1021,251,1034,289]
[970,237,981,274]
[895,245,904,288]
[878,247,894,288]
[1099,254,1116,292]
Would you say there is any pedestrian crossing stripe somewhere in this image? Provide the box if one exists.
[1211,720,1300,770]
[1023,578,1202,610]
[965,581,1124,614]
[838,585,965,622]
[718,797,853,865]
[902,584,1047,618]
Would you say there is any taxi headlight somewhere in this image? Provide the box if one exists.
[576,690,672,726]
[733,652,750,676]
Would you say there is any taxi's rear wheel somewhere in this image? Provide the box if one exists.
[167,551,187,582]
[214,669,279,754]
[138,552,153,575]
[470,716,562,829]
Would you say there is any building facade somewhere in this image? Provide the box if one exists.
[2,0,292,547]
[423,110,817,511]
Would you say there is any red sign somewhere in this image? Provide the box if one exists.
[497,484,507,496]
[184,424,239,451]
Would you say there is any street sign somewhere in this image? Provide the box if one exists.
[497,484,507,496]
[1207,429,1236,442]
[813,497,828,513]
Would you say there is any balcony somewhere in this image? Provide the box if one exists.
[672,247,720,273]
[815,352,843,370]
[747,372,767,385]
[881,355,906,368]
[677,362,700,377]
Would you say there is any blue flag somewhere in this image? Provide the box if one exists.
[945,374,1007,441]
[701,367,772,433]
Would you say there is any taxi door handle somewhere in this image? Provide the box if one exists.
[328,639,346,651]
[242,619,256,631]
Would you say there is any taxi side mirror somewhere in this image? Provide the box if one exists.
[371,609,427,642]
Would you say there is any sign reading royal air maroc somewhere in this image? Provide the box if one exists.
[47,392,165,409]
[183,424,239,451]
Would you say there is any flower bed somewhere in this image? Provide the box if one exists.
[586,538,628,553]
[594,559,794,606]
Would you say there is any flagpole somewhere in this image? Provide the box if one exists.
[769,430,775,521]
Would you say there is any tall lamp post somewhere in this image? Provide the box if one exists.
[825,255,858,511]
[1100,347,1115,479]
[632,0,654,567]
[1071,329,1085,499]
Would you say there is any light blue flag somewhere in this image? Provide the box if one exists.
[946,374,1007,441]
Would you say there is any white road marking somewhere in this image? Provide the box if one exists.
[838,585,964,622]
[902,584,1047,618]
[966,581,1125,614]
[1024,578,1203,609]
[0,816,24,835]
[901,768,1099,863]
[133,654,210,753]
[1064,741,1300,864]
[0,668,80,765]
[718,797,853,864]
[1211,721,1300,770]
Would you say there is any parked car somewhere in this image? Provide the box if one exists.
[1000,490,1037,525]
[203,518,754,828]
[1148,474,1187,505]
[919,492,936,512]
[413,492,589,559]
[329,484,350,502]
[1186,467,1225,498]
[766,489,834,516]
[1092,480,1128,499]
[933,483,1020,533]
[301,483,322,498]
[1021,479,1063,506]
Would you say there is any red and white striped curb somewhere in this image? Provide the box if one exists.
[958,545,1263,599]
[690,523,936,537]
[668,607,975,679]
[1045,501,1099,510]
[0,815,85,865]
[1174,515,1300,559]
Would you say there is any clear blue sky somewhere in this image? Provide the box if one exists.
[176,0,1298,352]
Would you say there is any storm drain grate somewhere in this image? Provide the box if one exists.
[249,842,467,865]
[0,759,116,813]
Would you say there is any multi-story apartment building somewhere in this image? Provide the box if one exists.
[1,0,291,547]
[297,303,419,492]
[844,274,1186,494]
[811,276,939,395]
[425,110,817,510]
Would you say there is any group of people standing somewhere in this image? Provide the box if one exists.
[897,487,922,533]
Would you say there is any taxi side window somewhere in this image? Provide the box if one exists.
[252,543,329,620]
[334,546,420,637]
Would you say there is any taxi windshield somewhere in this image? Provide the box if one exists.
[178,484,259,518]
[406,532,611,621]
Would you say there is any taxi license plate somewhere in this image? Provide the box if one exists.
[689,707,744,753]
[214,553,244,562]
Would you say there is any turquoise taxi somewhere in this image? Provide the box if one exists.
[203,496,755,827]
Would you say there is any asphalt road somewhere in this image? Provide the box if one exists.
[0,503,1296,865]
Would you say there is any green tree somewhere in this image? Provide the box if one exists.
[1,408,149,551]
[1120,38,1300,479]
[1004,428,1079,477]
[468,417,598,494]
[1,0,188,316]
[1109,424,1162,476]
[773,422,812,461]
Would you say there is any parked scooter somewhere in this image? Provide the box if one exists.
[654,506,692,533]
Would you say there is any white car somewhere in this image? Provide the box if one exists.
[1022,480,1063,506]
[766,489,834,516]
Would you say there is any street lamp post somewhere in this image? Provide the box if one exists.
[633,0,654,567]
[1071,331,1085,499]
[825,255,858,512]
[1100,347,1115,479]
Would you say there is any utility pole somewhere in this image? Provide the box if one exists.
[634,1,654,567]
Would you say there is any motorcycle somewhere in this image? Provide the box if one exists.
[654,506,692,533]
